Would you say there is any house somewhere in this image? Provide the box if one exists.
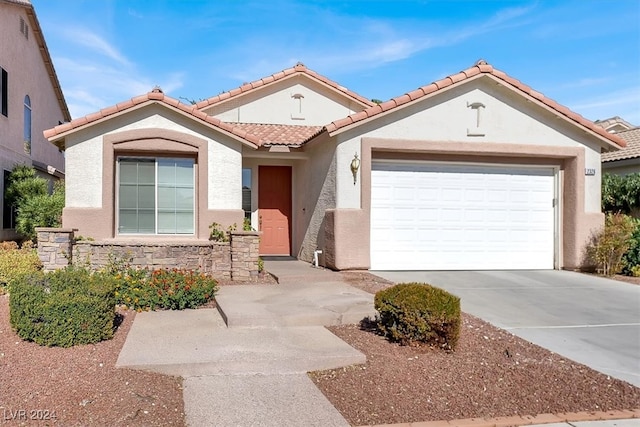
[595,116,635,134]
[0,0,69,240]
[597,117,640,175]
[43,61,624,271]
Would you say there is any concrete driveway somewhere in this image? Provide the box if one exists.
[372,270,640,387]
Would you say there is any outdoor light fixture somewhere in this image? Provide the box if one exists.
[350,152,360,185]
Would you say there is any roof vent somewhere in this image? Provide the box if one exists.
[151,86,163,93]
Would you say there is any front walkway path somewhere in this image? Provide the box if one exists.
[117,260,373,426]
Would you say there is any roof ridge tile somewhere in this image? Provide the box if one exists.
[303,61,624,148]
[196,64,375,110]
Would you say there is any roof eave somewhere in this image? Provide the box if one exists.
[25,6,71,121]
[45,100,260,150]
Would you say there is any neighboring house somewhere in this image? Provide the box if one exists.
[0,0,69,240]
[597,117,640,175]
[594,116,635,134]
[43,61,624,271]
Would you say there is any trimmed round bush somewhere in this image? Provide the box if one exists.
[374,283,461,350]
[9,267,116,347]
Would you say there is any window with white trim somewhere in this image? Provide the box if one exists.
[117,157,195,234]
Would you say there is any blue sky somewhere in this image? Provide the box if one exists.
[33,0,640,124]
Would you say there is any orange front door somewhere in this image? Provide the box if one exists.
[258,166,292,255]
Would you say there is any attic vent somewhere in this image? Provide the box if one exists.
[19,17,29,40]
[291,93,304,120]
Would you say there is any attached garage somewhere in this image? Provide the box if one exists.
[370,162,556,270]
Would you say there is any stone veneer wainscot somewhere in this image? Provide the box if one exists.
[36,228,261,281]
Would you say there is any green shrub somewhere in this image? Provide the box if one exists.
[0,241,42,294]
[602,173,640,215]
[9,267,116,347]
[621,218,640,275]
[587,213,636,276]
[114,267,217,311]
[374,283,461,350]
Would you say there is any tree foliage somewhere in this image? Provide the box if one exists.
[602,173,640,215]
[5,165,64,240]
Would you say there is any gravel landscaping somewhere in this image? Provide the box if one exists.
[308,272,640,426]
[1,271,638,427]
[0,295,184,426]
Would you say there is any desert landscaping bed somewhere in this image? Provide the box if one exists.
[309,272,640,426]
[1,271,638,427]
[0,295,184,426]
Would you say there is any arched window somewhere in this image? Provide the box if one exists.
[23,95,31,155]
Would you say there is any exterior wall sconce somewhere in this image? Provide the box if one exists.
[350,153,360,185]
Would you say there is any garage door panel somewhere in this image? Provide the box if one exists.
[371,162,555,270]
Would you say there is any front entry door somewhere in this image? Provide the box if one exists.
[258,166,292,255]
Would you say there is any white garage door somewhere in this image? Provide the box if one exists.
[371,162,555,270]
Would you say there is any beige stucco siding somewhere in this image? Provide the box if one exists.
[334,79,605,212]
[64,105,243,212]
[206,77,363,126]
[0,3,66,172]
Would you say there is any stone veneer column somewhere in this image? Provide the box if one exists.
[230,231,260,281]
[35,228,75,272]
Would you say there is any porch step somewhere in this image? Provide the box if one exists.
[215,282,376,328]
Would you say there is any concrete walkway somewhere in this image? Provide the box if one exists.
[117,260,373,426]
[116,262,639,426]
[373,270,640,387]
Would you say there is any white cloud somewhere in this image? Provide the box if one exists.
[53,28,184,118]
[569,87,640,123]
[61,28,131,67]
[224,3,535,81]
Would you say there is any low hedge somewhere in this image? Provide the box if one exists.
[374,283,461,350]
[9,267,116,347]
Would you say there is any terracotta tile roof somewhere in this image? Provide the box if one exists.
[43,88,260,148]
[602,127,640,162]
[229,123,322,146]
[311,61,625,149]
[195,62,375,110]
[594,116,635,132]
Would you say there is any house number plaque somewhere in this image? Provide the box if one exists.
[585,168,596,176]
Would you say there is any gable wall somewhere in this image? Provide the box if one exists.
[334,78,603,213]
[63,105,246,239]
[204,76,365,126]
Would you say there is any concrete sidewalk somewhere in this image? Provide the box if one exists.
[117,260,372,426]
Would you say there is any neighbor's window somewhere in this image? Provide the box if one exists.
[1,68,7,117]
[118,157,195,234]
[23,95,31,154]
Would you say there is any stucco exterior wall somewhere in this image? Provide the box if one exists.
[321,77,610,270]
[64,105,242,210]
[334,78,606,213]
[602,159,640,176]
[0,2,67,237]
[62,104,245,239]
[204,77,363,126]
[0,3,66,171]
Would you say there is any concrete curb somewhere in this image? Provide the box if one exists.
[356,409,640,427]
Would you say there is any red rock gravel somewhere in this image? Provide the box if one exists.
[310,272,640,426]
[0,295,184,426]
